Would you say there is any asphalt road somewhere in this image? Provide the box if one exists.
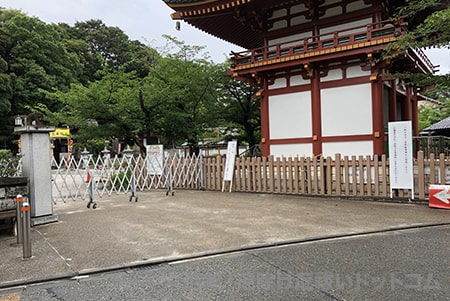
[1,225,449,301]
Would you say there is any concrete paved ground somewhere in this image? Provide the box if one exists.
[1,190,449,287]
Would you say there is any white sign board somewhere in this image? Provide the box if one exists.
[146,144,164,175]
[388,121,414,197]
[223,140,237,182]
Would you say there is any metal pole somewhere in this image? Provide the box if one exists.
[15,194,23,244]
[22,200,32,259]
[90,177,95,207]
[132,174,135,196]
[166,167,174,196]
[129,173,138,202]
[86,172,97,209]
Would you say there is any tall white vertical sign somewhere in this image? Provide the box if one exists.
[388,121,414,199]
[146,144,164,175]
[222,140,237,192]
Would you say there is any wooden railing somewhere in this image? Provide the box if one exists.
[201,151,450,201]
[231,18,407,68]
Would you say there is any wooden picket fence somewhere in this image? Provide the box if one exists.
[202,151,450,201]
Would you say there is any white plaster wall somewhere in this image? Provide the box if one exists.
[323,6,342,18]
[290,75,310,86]
[269,91,312,139]
[271,20,288,31]
[346,65,370,78]
[322,141,373,157]
[320,18,372,36]
[321,84,372,136]
[291,3,307,14]
[268,32,311,47]
[269,78,287,90]
[321,68,343,82]
[322,0,341,5]
[270,143,313,158]
[347,0,371,13]
[291,15,308,26]
[270,4,308,28]
[269,8,287,20]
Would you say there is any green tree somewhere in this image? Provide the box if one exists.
[150,36,222,151]
[384,1,450,130]
[216,63,261,155]
[41,19,159,153]
[0,9,81,149]
[385,0,449,86]
[394,0,449,50]
[62,19,146,84]
[51,69,144,152]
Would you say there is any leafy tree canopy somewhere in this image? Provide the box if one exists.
[384,0,450,131]
[386,0,449,87]
[215,62,261,154]
[0,9,262,156]
[0,8,82,147]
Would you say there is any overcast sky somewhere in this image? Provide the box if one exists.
[1,0,448,73]
[1,0,241,63]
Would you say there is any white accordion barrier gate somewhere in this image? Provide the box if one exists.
[50,149,203,203]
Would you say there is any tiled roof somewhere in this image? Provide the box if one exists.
[160,0,419,50]
[160,0,274,49]
[423,116,450,131]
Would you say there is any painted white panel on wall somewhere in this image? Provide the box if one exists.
[270,143,313,158]
[269,78,287,90]
[322,141,373,157]
[347,1,371,13]
[321,84,372,136]
[291,15,308,26]
[320,18,372,35]
[269,9,288,20]
[321,68,343,82]
[271,20,288,31]
[290,75,310,86]
[323,6,342,18]
[347,65,370,78]
[322,0,341,5]
[269,32,311,47]
[269,91,312,139]
[291,4,307,14]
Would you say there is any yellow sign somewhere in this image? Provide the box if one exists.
[50,128,70,139]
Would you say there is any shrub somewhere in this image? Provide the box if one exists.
[109,169,132,191]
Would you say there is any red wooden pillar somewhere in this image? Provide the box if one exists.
[260,81,270,157]
[311,67,322,156]
[389,80,397,121]
[411,87,419,136]
[372,75,384,155]
[403,87,412,121]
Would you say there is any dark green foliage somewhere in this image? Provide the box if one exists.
[215,63,261,154]
[0,9,261,155]
[0,9,82,149]
[383,0,449,82]
[108,169,131,191]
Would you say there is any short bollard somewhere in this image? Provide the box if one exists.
[21,200,32,259]
[15,194,23,244]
